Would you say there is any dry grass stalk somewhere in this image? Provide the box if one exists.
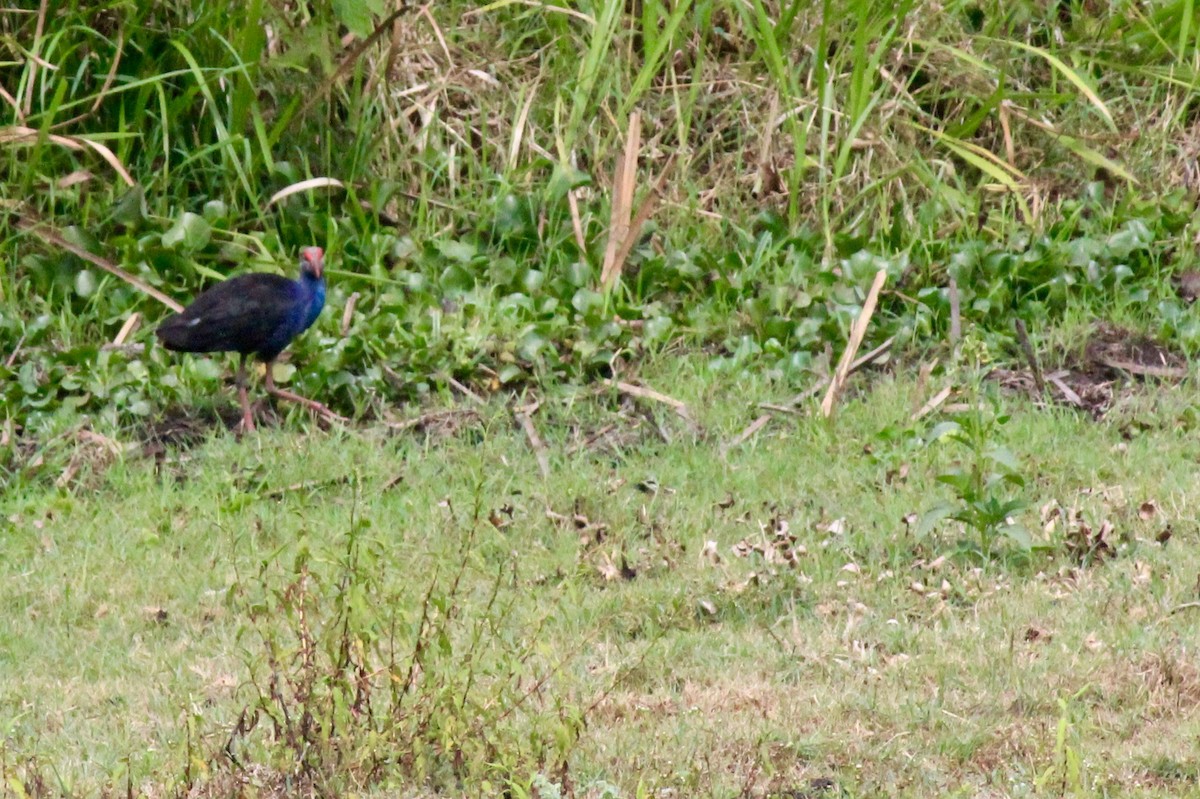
[16,215,184,312]
[600,111,641,290]
[1,127,134,186]
[112,313,141,346]
[566,187,587,253]
[948,276,961,348]
[341,292,361,337]
[508,79,540,172]
[609,153,677,278]
[911,358,939,416]
[821,269,889,418]
[755,92,780,196]
[294,4,414,129]
[267,177,345,206]
[23,0,49,117]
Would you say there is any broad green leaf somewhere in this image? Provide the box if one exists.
[1001,523,1032,550]
[928,421,962,442]
[436,239,477,264]
[74,269,96,297]
[917,503,956,538]
[332,0,383,39]
[162,212,212,252]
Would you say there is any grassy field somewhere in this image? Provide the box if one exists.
[8,0,1200,796]
[6,354,1200,797]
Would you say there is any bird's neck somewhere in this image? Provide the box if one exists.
[298,271,326,331]
[299,271,325,305]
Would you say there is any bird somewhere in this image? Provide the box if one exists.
[156,246,343,431]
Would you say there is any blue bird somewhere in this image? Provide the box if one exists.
[157,247,341,431]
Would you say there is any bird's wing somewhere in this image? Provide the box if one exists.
[157,273,299,354]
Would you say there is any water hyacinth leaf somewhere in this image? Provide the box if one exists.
[74,270,97,297]
[162,212,212,252]
[203,200,229,222]
[437,239,477,264]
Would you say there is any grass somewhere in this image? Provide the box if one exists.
[5,355,1200,796]
[8,2,1200,795]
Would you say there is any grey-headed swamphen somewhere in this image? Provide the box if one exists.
[156,246,343,431]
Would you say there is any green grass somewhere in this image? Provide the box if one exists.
[5,357,1200,796]
[9,2,1200,795]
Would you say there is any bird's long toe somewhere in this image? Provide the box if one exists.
[269,387,348,425]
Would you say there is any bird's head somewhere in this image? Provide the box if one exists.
[300,247,325,279]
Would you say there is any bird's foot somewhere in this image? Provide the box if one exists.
[234,412,257,435]
[267,387,349,426]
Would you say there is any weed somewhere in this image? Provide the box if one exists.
[201,482,594,794]
[1035,688,1092,797]
[919,387,1033,560]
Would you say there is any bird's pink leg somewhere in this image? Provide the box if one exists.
[264,362,347,424]
[235,354,256,432]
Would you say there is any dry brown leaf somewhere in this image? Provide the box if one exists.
[1024,625,1052,643]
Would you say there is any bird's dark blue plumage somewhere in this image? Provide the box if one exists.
[157,247,338,431]
[157,251,325,361]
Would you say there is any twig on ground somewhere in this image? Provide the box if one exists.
[445,374,486,407]
[723,414,771,453]
[911,385,954,421]
[601,379,694,424]
[852,335,895,372]
[513,404,550,479]
[383,408,478,432]
[786,378,829,408]
[1047,373,1083,407]
[1095,357,1188,380]
[758,402,800,415]
[264,475,353,501]
[567,423,617,455]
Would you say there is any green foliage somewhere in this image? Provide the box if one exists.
[1034,688,1093,796]
[210,484,587,793]
[5,0,1200,435]
[919,390,1033,559]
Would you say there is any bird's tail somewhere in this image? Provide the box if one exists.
[156,314,226,352]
